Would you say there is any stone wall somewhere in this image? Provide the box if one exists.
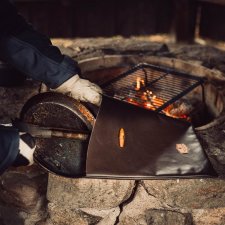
[0,37,225,225]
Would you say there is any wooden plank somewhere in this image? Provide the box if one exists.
[200,2,225,40]
[72,0,116,37]
[15,0,174,38]
[198,0,225,6]
[173,0,198,43]
[15,0,56,2]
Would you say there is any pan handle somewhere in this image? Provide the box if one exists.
[12,119,90,141]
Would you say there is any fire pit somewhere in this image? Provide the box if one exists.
[22,54,224,178]
[44,53,224,224]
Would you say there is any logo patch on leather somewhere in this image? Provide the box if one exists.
[176,143,189,154]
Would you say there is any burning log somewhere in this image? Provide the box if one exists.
[164,99,193,120]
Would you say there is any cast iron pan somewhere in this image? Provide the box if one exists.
[20,92,98,177]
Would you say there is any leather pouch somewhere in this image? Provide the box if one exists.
[86,96,217,179]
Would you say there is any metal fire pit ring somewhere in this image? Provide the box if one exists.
[20,92,98,178]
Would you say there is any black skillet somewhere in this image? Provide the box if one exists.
[20,92,98,178]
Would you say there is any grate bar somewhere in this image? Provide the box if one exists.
[155,79,204,112]
[102,63,204,113]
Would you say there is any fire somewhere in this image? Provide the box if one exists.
[125,77,191,121]
[135,77,141,90]
[135,77,145,91]
[163,105,190,120]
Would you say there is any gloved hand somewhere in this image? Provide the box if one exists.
[53,75,102,106]
[13,133,36,167]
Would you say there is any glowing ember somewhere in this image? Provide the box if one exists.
[123,77,191,121]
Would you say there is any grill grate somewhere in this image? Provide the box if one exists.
[102,63,205,113]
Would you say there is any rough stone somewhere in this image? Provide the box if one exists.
[0,205,48,225]
[47,174,135,209]
[196,119,225,176]
[53,37,225,76]
[46,203,102,225]
[95,207,120,225]
[192,208,225,225]
[0,167,47,210]
[52,37,172,61]
[81,207,120,225]
[168,45,225,73]
[143,179,225,209]
[118,184,164,225]
[0,80,40,123]
[0,166,48,225]
[145,209,193,225]
[45,206,120,225]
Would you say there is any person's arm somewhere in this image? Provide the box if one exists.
[0,0,102,105]
[0,125,35,174]
[0,126,19,174]
[0,0,77,88]
[0,0,102,173]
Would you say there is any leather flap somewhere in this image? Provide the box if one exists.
[86,96,216,178]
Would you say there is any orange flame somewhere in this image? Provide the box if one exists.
[135,77,146,91]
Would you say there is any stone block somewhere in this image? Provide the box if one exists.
[47,174,135,209]
[0,167,47,210]
[46,203,101,225]
[118,185,163,225]
[0,166,48,225]
[192,208,225,225]
[143,179,225,209]
[46,205,120,225]
[144,209,192,225]
[118,184,193,225]
[0,80,40,123]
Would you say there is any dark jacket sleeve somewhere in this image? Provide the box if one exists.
[0,0,80,88]
[0,126,19,175]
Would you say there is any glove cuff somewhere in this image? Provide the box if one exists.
[13,133,36,167]
[51,74,80,94]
